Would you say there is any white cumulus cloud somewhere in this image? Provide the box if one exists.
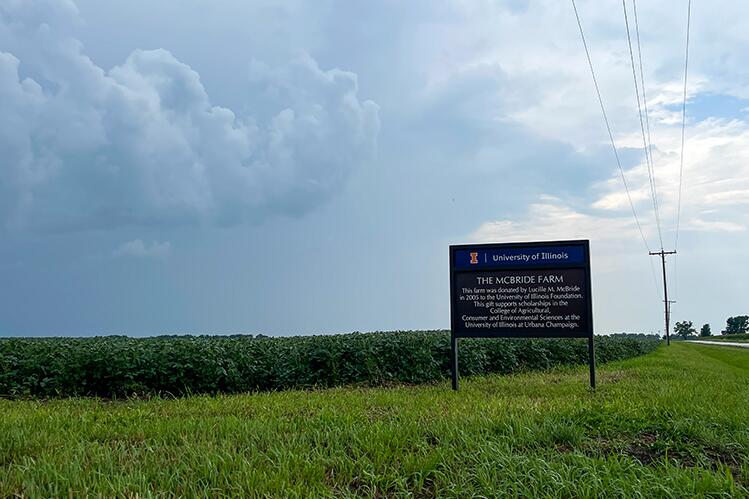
[0,0,379,232]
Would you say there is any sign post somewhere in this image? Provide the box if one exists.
[449,240,595,390]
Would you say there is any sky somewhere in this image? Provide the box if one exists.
[1,0,748,337]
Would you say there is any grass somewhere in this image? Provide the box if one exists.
[1,343,747,497]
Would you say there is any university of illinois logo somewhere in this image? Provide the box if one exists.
[469,252,479,264]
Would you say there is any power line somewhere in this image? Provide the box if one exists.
[675,0,692,252]
[627,0,669,300]
[571,0,651,253]
[622,0,664,250]
[571,0,662,298]
[674,0,692,302]
[632,0,663,248]
[624,0,680,341]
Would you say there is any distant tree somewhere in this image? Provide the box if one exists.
[723,316,749,335]
[674,321,696,339]
[699,324,712,337]
[609,332,661,340]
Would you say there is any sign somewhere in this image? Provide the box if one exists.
[449,240,595,389]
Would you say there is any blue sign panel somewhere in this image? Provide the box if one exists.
[449,240,592,338]
[453,245,585,270]
[448,239,596,390]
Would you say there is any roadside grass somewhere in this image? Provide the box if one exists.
[1,343,747,497]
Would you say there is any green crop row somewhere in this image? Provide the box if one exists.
[0,331,659,398]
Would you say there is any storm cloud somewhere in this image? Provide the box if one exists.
[0,0,379,231]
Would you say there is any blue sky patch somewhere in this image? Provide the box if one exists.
[668,93,749,122]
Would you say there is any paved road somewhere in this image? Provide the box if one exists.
[690,340,749,348]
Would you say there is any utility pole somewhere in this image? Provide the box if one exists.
[650,250,676,345]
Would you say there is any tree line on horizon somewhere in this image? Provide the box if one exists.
[674,315,749,340]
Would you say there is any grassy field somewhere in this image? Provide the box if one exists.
[1,343,747,497]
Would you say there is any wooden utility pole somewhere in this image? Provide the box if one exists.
[650,250,676,345]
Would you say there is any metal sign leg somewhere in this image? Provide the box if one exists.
[451,335,459,391]
[588,336,596,390]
